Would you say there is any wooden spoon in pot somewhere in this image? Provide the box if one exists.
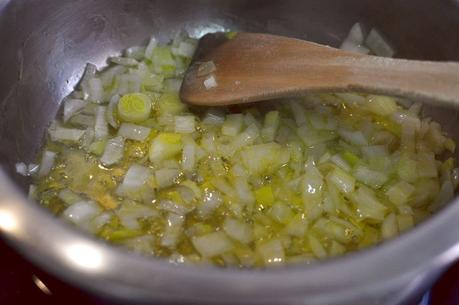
[180,32,459,106]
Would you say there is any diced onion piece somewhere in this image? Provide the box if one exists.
[91,212,113,232]
[15,162,28,176]
[155,168,181,188]
[161,213,185,248]
[117,164,152,197]
[38,151,57,177]
[198,190,222,218]
[308,235,327,259]
[171,41,197,58]
[117,93,152,123]
[269,202,293,224]
[257,239,285,266]
[327,167,355,193]
[354,165,388,189]
[164,78,182,93]
[261,111,280,142]
[381,213,398,239]
[341,23,365,46]
[58,189,83,205]
[94,106,109,140]
[366,95,398,116]
[233,177,255,204]
[349,187,387,221]
[100,136,125,166]
[365,28,395,58]
[202,109,225,125]
[340,40,370,54]
[63,99,86,122]
[181,136,196,172]
[62,201,100,224]
[241,143,289,175]
[338,129,368,146]
[158,200,192,215]
[149,133,182,163]
[174,115,195,134]
[69,114,95,127]
[386,181,415,205]
[79,63,97,96]
[117,204,158,230]
[284,214,308,237]
[192,231,233,257]
[397,214,414,232]
[118,123,151,141]
[223,218,253,244]
[222,114,244,136]
[110,56,139,66]
[88,78,104,103]
[125,46,145,60]
[157,93,186,116]
[144,36,158,59]
[106,95,120,128]
[48,123,85,143]
[330,154,351,172]
[197,61,217,77]
[151,46,176,74]
[204,75,217,89]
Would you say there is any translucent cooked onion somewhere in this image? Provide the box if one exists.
[31,30,458,268]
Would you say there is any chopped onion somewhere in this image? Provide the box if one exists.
[94,106,109,140]
[144,36,158,59]
[38,151,56,177]
[349,187,387,221]
[365,28,395,58]
[62,201,100,224]
[157,200,193,215]
[48,123,85,143]
[110,56,139,67]
[174,115,195,134]
[203,75,217,89]
[15,162,28,176]
[198,190,222,218]
[88,78,104,103]
[172,41,197,58]
[192,231,233,257]
[149,133,182,163]
[161,213,185,248]
[69,114,95,127]
[197,61,217,77]
[118,123,151,141]
[58,189,83,205]
[100,136,125,166]
[155,168,180,188]
[106,95,120,128]
[117,164,152,197]
[63,99,86,122]
[354,165,388,189]
[257,239,285,265]
[222,114,244,136]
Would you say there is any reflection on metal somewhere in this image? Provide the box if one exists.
[64,243,104,270]
[0,209,18,232]
[32,275,52,295]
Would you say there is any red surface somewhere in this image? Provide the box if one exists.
[430,262,459,305]
[1,235,458,305]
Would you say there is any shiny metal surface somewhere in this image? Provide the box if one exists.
[0,1,459,304]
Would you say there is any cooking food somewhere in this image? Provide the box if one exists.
[28,30,458,267]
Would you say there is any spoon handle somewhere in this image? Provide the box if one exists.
[341,56,459,107]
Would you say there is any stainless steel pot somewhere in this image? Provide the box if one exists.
[1,1,459,304]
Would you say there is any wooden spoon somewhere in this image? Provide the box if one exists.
[180,32,459,106]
